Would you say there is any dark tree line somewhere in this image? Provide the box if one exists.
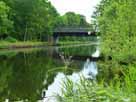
[0,0,90,41]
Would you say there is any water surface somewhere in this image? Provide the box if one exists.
[0,43,99,101]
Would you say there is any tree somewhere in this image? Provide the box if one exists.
[1,0,59,41]
[0,1,13,37]
[55,12,90,27]
[93,0,136,63]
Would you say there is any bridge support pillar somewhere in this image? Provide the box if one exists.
[47,36,54,45]
[53,36,59,45]
[53,33,59,45]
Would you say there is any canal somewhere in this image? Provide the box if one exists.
[0,42,100,101]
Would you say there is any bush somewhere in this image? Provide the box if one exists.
[5,36,17,43]
[57,66,136,102]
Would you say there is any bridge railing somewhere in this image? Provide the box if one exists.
[54,27,92,32]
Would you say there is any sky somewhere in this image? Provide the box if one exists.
[49,0,101,23]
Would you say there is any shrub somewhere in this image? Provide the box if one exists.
[5,36,17,43]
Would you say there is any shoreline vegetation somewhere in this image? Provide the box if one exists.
[0,41,47,49]
[58,75,136,102]
[0,41,96,49]
[57,61,136,102]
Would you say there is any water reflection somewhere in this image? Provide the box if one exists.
[42,58,98,102]
[0,43,99,101]
[82,59,98,79]
[92,46,100,58]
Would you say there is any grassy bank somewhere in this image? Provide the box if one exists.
[0,41,48,49]
[0,41,96,49]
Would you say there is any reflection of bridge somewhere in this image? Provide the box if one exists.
[50,45,100,61]
[52,54,101,61]
[53,27,97,44]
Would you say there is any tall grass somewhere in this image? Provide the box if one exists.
[57,65,136,102]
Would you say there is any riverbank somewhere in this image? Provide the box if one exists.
[0,41,97,49]
[0,41,47,49]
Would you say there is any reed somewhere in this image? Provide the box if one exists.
[57,65,136,102]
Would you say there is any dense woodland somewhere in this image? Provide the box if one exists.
[0,0,90,41]
[93,0,136,69]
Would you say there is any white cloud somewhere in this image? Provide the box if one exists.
[49,0,101,23]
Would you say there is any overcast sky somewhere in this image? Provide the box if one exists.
[49,0,101,23]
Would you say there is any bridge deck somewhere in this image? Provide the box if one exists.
[54,28,92,33]
[53,28,96,36]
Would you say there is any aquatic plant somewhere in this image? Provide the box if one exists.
[57,65,136,102]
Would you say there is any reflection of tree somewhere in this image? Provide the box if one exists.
[7,52,53,101]
[59,45,97,56]
[0,51,17,58]
[60,36,98,42]
[1,51,69,101]
[0,60,13,101]
[0,48,85,101]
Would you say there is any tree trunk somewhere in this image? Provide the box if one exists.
[24,24,28,42]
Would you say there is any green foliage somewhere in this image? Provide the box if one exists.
[11,0,59,41]
[0,0,59,41]
[0,1,13,35]
[5,36,17,42]
[59,44,97,56]
[55,12,90,27]
[58,70,136,102]
[0,0,90,42]
[94,0,136,63]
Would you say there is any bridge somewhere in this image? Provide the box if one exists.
[53,27,96,36]
[52,27,96,44]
